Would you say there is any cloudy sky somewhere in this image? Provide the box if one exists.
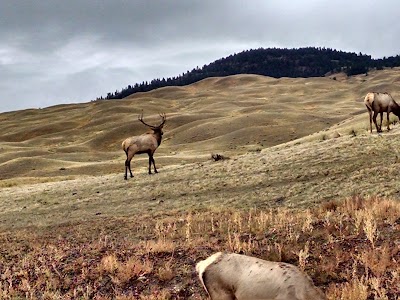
[0,0,399,113]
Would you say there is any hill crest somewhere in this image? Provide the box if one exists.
[102,47,400,100]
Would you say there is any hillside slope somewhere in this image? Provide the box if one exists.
[1,68,400,300]
[2,67,400,183]
[2,128,400,230]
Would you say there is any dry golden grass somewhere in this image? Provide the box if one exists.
[1,68,400,299]
[0,196,399,299]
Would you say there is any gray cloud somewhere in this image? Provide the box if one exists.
[0,0,399,112]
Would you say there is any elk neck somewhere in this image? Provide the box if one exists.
[153,130,163,146]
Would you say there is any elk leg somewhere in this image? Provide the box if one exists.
[124,159,129,180]
[148,153,158,174]
[152,156,158,173]
[125,152,134,179]
[125,159,134,179]
[128,160,133,178]
[387,112,391,131]
[369,113,372,133]
[124,152,128,180]
[148,153,152,174]
[379,112,383,131]
[373,112,380,133]
[366,107,373,133]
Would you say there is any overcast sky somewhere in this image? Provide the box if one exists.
[0,0,399,113]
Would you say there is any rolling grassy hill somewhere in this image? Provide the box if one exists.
[0,68,400,299]
[4,67,399,183]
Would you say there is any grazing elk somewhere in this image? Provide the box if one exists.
[122,113,166,180]
[196,252,326,300]
[364,92,400,133]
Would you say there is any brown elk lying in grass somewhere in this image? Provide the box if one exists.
[364,92,400,133]
[122,113,166,180]
[196,252,326,300]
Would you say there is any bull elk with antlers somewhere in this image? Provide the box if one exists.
[122,113,166,180]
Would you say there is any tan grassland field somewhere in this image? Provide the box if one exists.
[0,68,400,299]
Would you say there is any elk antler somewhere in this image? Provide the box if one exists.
[138,112,156,129]
[158,113,166,127]
[138,112,166,129]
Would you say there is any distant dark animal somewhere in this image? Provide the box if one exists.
[122,113,166,180]
[196,252,326,300]
[364,92,400,133]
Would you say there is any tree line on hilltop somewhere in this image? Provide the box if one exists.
[99,47,400,100]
